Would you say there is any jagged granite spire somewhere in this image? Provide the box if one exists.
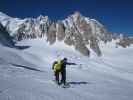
[0,11,132,56]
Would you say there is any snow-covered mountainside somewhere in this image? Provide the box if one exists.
[0,11,133,100]
[0,38,133,100]
[1,11,132,57]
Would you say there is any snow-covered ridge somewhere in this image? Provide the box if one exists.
[0,11,132,57]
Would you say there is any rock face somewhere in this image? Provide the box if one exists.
[0,11,132,56]
[0,23,14,47]
[116,35,133,48]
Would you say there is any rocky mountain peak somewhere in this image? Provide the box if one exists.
[0,11,132,57]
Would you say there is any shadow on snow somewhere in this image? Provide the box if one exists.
[11,63,44,72]
[15,45,31,50]
[68,81,90,85]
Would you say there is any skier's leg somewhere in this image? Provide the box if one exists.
[60,71,64,84]
[60,71,63,83]
[55,71,59,84]
[61,70,66,85]
[63,70,66,85]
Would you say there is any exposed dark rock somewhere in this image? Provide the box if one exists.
[0,23,14,47]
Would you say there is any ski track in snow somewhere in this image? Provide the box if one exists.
[0,39,133,100]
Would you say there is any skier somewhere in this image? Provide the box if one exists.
[52,59,62,85]
[60,57,76,86]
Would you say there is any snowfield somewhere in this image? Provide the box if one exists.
[0,38,133,100]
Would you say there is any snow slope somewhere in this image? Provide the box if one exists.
[0,38,133,100]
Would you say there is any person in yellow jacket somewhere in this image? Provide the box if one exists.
[52,59,63,85]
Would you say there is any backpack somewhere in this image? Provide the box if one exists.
[53,60,62,72]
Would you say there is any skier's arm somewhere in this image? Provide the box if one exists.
[66,62,77,65]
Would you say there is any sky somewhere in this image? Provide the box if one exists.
[0,0,133,36]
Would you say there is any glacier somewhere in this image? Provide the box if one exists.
[0,38,133,100]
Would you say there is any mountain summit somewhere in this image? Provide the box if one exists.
[0,11,132,56]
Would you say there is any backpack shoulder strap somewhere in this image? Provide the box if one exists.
[52,61,57,70]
